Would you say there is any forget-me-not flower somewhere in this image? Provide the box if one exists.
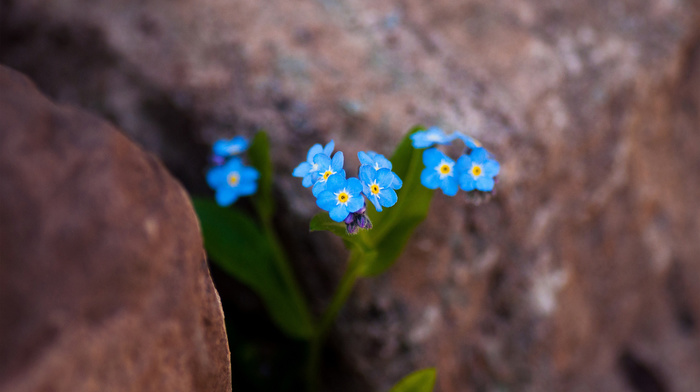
[207,157,260,206]
[456,147,500,192]
[410,127,457,149]
[316,173,365,222]
[359,166,398,212]
[312,151,346,197]
[293,140,335,187]
[358,151,403,190]
[420,148,459,196]
[213,136,249,158]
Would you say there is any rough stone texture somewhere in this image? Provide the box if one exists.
[0,66,231,392]
[2,1,700,391]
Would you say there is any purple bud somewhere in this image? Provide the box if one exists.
[356,214,372,230]
[210,154,226,166]
[343,213,355,225]
[346,222,359,235]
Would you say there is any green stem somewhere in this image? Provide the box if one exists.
[307,250,364,391]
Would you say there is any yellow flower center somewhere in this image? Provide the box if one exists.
[336,191,350,204]
[470,165,483,177]
[370,184,380,195]
[439,163,452,175]
[322,170,334,180]
[227,172,240,187]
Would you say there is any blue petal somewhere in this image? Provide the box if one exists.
[420,168,440,189]
[379,188,398,208]
[326,173,347,192]
[313,153,331,168]
[422,148,445,167]
[376,155,392,170]
[454,132,481,149]
[238,181,257,196]
[367,194,382,212]
[441,178,459,196]
[307,144,323,162]
[346,177,363,195]
[316,190,337,211]
[302,174,315,188]
[376,169,393,188]
[390,172,403,190]
[345,194,365,213]
[293,162,312,177]
[331,151,344,171]
[213,136,248,157]
[323,140,335,157]
[455,154,473,172]
[359,165,375,185]
[329,205,349,222]
[484,159,500,177]
[358,151,374,166]
[241,167,260,181]
[206,166,226,188]
[312,180,328,197]
[476,177,495,191]
[459,173,477,191]
[215,187,238,206]
[470,147,488,163]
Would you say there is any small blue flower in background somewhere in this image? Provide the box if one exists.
[312,151,346,197]
[207,157,260,206]
[453,132,482,150]
[359,166,398,212]
[410,127,456,149]
[213,136,249,158]
[316,173,365,222]
[456,147,500,192]
[420,148,459,196]
[358,151,402,190]
[293,140,335,187]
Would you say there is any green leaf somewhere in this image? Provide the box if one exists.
[358,126,435,276]
[248,131,275,223]
[192,198,314,339]
[388,368,437,392]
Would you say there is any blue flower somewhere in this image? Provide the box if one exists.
[315,173,365,222]
[293,140,335,187]
[410,127,457,149]
[206,157,260,206]
[359,166,398,212]
[453,131,482,149]
[456,147,500,192]
[311,151,346,197]
[358,151,402,190]
[213,136,249,158]
[420,148,459,196]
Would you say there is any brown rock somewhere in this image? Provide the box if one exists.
[0,66,230,392]
[2,1,700,391]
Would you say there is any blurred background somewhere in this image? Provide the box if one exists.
[1,0,699,391]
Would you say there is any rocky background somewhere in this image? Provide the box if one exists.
[2,0,700,391]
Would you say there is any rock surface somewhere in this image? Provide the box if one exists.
[2,1,700,391]
[0,66,231,392]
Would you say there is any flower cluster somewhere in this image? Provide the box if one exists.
[293,141,402,234]
[412,127,500,199]
[206,136,260,207]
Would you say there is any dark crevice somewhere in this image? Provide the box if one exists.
[618,351,666,392]
[666,261,696,335]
